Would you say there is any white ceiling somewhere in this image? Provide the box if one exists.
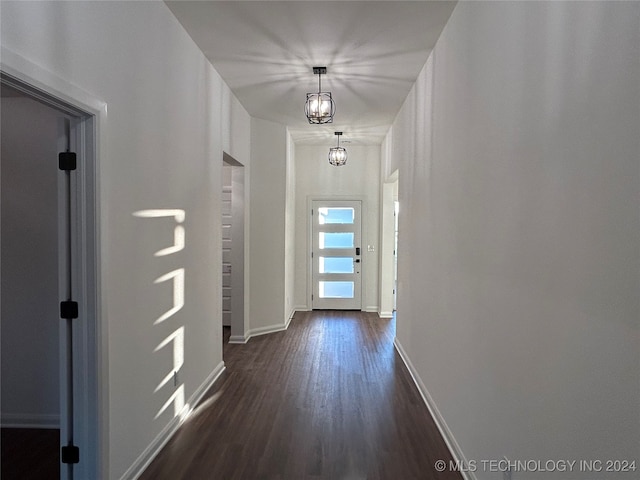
[165,1,457,146]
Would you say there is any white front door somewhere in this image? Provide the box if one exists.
[311,200,362,310]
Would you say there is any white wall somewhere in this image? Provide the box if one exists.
[249,117,290,333]
[1,1,251,478]
[1,95,61,427]
[390,2,640,478]
[294,144,380,311]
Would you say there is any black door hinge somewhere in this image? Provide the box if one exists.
[60,300,79,319]
[61,444,80,464]
[59,152,77,171]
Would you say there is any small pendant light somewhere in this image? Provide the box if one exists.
[329,132,347,166]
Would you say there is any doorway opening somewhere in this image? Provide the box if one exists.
[221,153,246,345]
[0,72,100,480]
[379,171,398,318]
[1,81,65,480]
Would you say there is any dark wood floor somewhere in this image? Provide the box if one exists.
[140,311,462,480]
[1,428,60,480]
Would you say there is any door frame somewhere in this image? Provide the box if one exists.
[1,47,106,479]
[307,195,367,310]
[379,170,398,318]
[222,152,247,344]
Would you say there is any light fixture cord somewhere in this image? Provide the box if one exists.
[318,72,322,93]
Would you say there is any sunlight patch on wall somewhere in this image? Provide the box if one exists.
[153,326,184,392]
[133,209,186,257]
[153,268,185,325]
[134,208,191,422]
[155,385,185,420]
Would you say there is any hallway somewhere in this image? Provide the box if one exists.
[140,311,462,480]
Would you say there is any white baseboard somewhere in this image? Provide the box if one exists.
[243,310,296,342]
[393,338,477,480]
[185,361,226,419]
[228,334,249,344]
[123,361,226,480]
[247,321,288,339]
[294,305,310,312]
[286,308,296,327]
[0,413,60,429]
[364,306,379,313]
[378,310,394,318]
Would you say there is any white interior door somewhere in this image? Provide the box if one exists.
[311,200,362,310]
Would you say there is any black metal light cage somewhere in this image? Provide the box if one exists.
[328,132,347,166]
[305,67,336,124]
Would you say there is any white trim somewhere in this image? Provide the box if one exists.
[240,309,295,342]
[294,304,310,312]
[247,321,289,339]
[1,46,107,480]
[378,310,394,318]
[393,338,477,480]
[363,306,379,313]
[379,173,399,318]
[248,324,286,338]
[185,362,226,422]
[1,413,61,429]
[228,335,249,344]
[286,308,296,326]
[0,47,106,116]
[123,361,226,480]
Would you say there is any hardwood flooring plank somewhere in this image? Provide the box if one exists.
[140,311,462,480]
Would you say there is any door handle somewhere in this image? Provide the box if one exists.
[354,259,360,263]
[355,247,360,255]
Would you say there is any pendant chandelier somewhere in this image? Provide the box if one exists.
[328,132,347,166]
[305,66,335,124]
